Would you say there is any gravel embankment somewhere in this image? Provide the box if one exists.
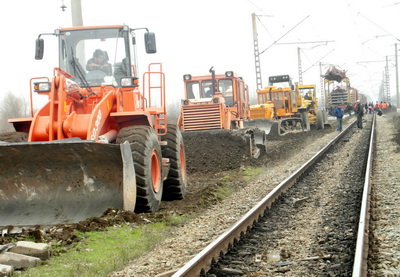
[368,112,400,276]
[208,115,371,276]
[110,116,360,277]
[111,111,400,277]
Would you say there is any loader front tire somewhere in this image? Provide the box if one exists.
[116,126,163,213]
[161,124,187,201]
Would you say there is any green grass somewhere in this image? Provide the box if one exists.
[242,167,262,181]
[214,184,234,199]
[16,167,262,277]
[18,223,171,277]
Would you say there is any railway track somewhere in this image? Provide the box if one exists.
[173,115,375,276]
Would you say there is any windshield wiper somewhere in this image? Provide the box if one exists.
[69,49,96,98]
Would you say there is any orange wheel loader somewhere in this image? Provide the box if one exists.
[0,25,187,229]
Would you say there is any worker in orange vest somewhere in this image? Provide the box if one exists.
[374,101,379,111]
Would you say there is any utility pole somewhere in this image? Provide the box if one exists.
[297,47,303,85]
[71,0,83,26]
[252,13,310,90]
[60,0,83,26]
[319,62,325,109]
[252,13,263,90]
[395,43,399,107]
[385,56,391,103]
[282,41,334,86]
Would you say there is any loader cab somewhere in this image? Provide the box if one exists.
[298,85,316,100]
[36,25,156,88]
[298,84,317,110]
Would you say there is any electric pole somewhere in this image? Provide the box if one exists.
[251,13,310,90]
[384,56,391,103]
[298,47,303,85]
[252,13,263,90]
[71,0,83,26]
[395,43,399,107]
[319,62,325,109]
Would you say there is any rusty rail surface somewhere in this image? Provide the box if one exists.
[352,113,375,277]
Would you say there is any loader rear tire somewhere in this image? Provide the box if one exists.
[116,126,163,213]
[161,124,187,201]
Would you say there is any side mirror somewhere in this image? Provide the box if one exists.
[144,32,157,54]
[35,38,44,60]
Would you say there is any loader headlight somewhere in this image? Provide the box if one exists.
[121,77,139,87]
[183,74,192,81]
[183,100,189,105]
[225,71,234,77]
[33,82,51,93]
[213,98,219,103]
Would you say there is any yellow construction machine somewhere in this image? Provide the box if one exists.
[297,84,328,129]
[0,25,187,229]
[244,75,310,136]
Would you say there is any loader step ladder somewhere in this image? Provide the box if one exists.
[154,112,167,136]
[143,63,167,136]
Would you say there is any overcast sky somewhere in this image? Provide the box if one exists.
[2,0,399,107]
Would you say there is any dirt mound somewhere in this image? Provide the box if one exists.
[0,209,148,250]
[0,132,27,142]
[182,130,252,174]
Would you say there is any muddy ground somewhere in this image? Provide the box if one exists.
[3,116,390,253]
[0,124,335,248]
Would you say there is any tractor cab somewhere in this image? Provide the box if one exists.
[179,69,250,131]
[183,68,249,109]
[298,84,317,108]
[256,75,298,117]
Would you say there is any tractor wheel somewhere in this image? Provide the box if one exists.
[161,124,187,200]
[116,126,163,213]
[316,110,324,130]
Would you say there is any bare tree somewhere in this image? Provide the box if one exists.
[0,92,29,132]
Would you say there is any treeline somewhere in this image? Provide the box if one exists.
[0,92,29,132]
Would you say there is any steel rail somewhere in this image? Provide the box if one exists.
[352,113,376,276]
[173,119,357,277]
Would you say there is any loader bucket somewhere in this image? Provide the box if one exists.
[0,140,136,229]
[244,119,280,138]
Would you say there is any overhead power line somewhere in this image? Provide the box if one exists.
[276,40,335,45]
[358,13,400,42]
[303,48,335,73]
[260,15,310,55]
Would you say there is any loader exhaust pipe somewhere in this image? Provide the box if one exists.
[209,66,217,94]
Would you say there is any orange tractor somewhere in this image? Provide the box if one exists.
[0,25,186,228]
[177,67,266,158]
